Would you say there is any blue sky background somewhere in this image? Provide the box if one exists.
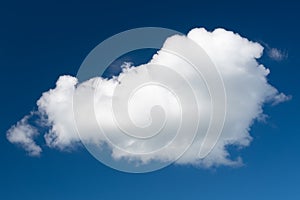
[0,0,299,199]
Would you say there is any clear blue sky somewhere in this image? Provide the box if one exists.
[0,0,299,199]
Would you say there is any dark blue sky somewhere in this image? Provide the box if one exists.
[0,0,299,199]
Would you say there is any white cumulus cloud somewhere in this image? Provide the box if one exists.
[6,28,290,168]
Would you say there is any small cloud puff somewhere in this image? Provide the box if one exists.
[7,115,42,156]
[267,47,288,61]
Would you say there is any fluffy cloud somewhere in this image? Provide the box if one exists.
[6,28,289,168]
